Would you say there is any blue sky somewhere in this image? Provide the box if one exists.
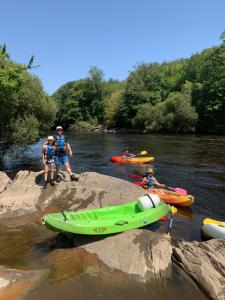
[0,0,224,94]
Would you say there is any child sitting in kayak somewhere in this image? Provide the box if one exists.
[122,148,135,158]
[141,168,165,190]
[42,136,56,189]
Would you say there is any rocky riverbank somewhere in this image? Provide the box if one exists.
[0,170,224,299]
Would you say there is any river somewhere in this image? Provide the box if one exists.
[1,132,225,299]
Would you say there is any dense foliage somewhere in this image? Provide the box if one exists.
[1,30,224,146]
[0,45,57,146]
[53,69,125,128]
[53,30,225,133]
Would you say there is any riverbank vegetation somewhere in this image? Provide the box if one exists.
[54,30,225,134]
[0,45,57,148]
[1,30,224,149]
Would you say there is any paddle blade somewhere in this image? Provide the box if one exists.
[129,174,143,181]
[203,218,225,227]
[160,216,168,221]
[139,150,147,155]
[173,188,187,195]
[171,206,178,214]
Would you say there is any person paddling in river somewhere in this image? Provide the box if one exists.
[53,126,76,182]
[141,168,165,190]
[42,136,56,189]
[122,148,135,158]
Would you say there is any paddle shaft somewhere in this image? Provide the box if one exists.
[167,207,177,234]
[167,214,175,234]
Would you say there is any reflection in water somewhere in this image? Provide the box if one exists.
[28,262,207,300]
[176,207,193,219]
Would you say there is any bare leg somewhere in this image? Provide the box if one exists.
[64,161,72,175]
[50,163,54,180]
[43,163,49,188]
[56,164,60,177]
[44,163,48,181]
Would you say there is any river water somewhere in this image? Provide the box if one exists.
[1,132,225,299]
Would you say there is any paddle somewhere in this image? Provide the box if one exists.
[129,174,143,181]
[139,150,147,155]
[129,174,187,194]
[173,187,187,195]
[124,150,147,158]
[167,206,178,235]
[203,218,225,227]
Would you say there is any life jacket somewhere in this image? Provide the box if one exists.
[46,145,55,160]
[54,134,67,156]
[143,173,155,188]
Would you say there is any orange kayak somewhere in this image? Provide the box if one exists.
[111,156,154,164]
[146,189,194,207]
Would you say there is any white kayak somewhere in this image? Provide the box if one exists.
[202,218,225,239]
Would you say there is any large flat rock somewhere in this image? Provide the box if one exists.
[0,171,145,218]
[39,229,172,282]
[80,229,172,280]
[0,171,42,217]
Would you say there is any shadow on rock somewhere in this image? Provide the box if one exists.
[34,231,119,252]
[35,171,67,187]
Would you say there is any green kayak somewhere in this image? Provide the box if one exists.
[42,200,171,235]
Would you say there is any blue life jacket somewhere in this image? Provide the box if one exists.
[54,134,67,156]
[143,173,155,188]
[46,145,55,160]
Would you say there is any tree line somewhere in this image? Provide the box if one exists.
[0,30,224,148]
[54,30,225,134]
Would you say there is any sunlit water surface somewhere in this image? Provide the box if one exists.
[1,132,224,299]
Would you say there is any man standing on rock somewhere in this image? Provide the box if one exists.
[53,126,77,182]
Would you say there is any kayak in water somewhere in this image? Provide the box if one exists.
[150,189,194,207]
[111,156,154,164]
[42,195,170,235]
[133,182,194,207]
[202,218,225,239]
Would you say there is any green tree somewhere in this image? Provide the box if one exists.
[11,115,40,144]
[83,67,105,123]
[220,30,225,45]
[122,63,169,125]
[132,92,198,133]
[0,45,57,146]
[54,80,85,127]
[162,92,198,133]
[191,36,225,132]
[105,90,124,128]
[132,103,163,131]
[53,67,107,127]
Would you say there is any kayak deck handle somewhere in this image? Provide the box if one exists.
[62,211,68,221]
[115,220,128,226]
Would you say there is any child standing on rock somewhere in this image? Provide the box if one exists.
[42,136,56,189]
